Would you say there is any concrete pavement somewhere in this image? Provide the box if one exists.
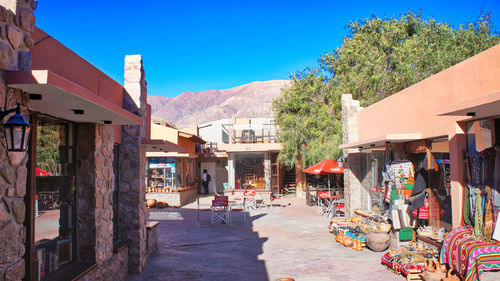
[126,195,402,281]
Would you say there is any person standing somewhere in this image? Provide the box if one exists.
[202,169,211,195]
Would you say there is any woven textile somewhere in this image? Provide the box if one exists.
[440,227,500,281]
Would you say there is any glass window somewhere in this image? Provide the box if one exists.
[34,117,76,281]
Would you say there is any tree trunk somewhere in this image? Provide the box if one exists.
[296,154,306,199]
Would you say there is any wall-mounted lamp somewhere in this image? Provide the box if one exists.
[0,103,31,152]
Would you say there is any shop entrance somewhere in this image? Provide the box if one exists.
[234,153,266,189]
[200,162,216,194]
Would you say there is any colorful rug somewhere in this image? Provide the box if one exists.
[440,226,500,281]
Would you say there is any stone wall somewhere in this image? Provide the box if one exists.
[78,245,129,281]
[341,94,372,217]
[76,124,114,264]
[119,55,148,273]
[0,1,35,280]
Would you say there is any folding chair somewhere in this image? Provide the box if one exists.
[229,198,246,224]
[210,198,230,225]
[243,189,257,210]
[332,198,345,217]
[269,190,283,208]
[317,191,331,215]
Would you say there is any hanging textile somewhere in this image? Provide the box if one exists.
[463,184,472,226]
[484,186,493,241]
[473,188,484,240]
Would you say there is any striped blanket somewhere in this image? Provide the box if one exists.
[440,226,500,281]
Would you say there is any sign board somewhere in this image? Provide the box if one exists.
[405,140,427,154]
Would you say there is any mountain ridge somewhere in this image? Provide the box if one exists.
[148,80,290,128]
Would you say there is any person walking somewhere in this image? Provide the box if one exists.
[202,169,211,195]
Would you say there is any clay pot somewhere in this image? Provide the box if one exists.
[335,232,345,243]
[420,260,446,281]
[146,199,157,208]
[156,201,168,208]
[365,231,390,252]
[343,237,354,248]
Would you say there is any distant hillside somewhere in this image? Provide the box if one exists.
[148,80,290,128]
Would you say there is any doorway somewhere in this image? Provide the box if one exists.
[200,162,216,194]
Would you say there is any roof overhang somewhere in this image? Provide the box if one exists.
[179,131,206,144]
[7,70,142,125]
[143,139,186,153]
[339,133,422,150]
[218,143,282,152]
[146,151,197,158]
[438,90,500,121]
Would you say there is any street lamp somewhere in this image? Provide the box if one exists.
[0,103,31,152]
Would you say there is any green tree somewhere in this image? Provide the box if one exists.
[36,124,60,175]
[274,11,500,168]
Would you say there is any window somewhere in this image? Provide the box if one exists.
[34,116,76,280]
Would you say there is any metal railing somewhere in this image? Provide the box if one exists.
[221,123,278,144]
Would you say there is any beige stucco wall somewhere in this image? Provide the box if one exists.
[150,123,178,144]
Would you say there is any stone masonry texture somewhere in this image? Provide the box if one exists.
[119,55,148,273]
[0,1,35,280]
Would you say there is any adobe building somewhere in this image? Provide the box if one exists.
[0,1,160,280]
[145,122,205,206]
[198,117,294,195]
[340,43,500,228]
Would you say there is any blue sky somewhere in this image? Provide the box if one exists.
[36,0,500,97]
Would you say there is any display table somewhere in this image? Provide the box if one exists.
[440,226,500,281]
[146,188,197,207]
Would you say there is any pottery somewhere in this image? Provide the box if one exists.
[335,232,345,243]
[343,237,354,248]
[156,201,168,208]
[365,231,390,252]
[146,198,157,208]
[420,260,446,281]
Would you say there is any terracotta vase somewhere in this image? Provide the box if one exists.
[335,232,345,244]
[420,260,446,281]
[365,231,390,252]
[343,237,354,248]
[146,199,157,208]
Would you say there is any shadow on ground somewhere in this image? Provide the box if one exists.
[127,197,269,281]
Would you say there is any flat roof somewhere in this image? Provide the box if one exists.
[339,133,422,149]
[438,90,500,120]
[143,139,186,153]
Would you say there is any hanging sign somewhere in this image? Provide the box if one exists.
[405,140,427,154]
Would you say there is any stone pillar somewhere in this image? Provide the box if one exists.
[228,153,235,189]
[76,124,115,264]
[264,152,271,190]
[120,55,147,273]
[0,1,35,280]
[341,94,371,217]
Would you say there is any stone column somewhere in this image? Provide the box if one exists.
[227,153,235,189]
[341,94,371,218]
[0,1,35,280]
[76,124,114,264]
[120,55,147,273]
[264,152,271,190]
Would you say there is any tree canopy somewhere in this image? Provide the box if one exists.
[273,11,500,168]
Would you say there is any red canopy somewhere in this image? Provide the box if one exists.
[303,159,344,174]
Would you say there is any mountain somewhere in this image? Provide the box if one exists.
[148,80,290,128]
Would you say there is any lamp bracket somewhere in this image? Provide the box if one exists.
[0,103,20,122]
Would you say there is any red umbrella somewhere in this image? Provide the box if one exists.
[303,159,344,192]
[303,159,343,175]
[36,168,51,176]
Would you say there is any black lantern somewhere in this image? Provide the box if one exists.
[0,103,31,152]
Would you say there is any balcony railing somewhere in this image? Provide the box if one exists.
[221,123,278,144]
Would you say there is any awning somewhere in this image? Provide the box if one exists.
[438,90,500,120]
[143,139,186,153]
[339,133,422,150]
[7,70,142,125]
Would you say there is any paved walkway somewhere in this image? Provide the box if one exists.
[126,195,402,281]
